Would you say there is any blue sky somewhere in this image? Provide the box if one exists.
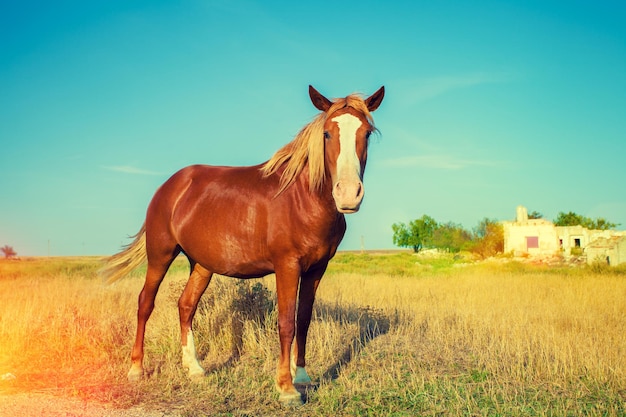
[1,0,625,256]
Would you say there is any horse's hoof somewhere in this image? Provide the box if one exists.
[188,367,206,379]
[127,367,144,382]
[292,366,312,385]
[279,391,303,407]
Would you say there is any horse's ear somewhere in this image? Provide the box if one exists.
[365,86,385,112]
[309,85,332,112]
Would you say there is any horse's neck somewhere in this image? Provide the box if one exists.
[291,169,340,221]
[287,171,346,250]
[265,162,341,226]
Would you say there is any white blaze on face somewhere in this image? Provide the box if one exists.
[331,113,363,180]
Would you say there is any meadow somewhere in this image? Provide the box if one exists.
[0,253,625,416]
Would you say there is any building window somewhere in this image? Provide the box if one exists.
[526,236,539,249]
[574,238,581,248]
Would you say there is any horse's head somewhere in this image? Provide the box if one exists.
[309,85,385,214]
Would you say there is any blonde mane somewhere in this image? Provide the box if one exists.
[260,94,376,195]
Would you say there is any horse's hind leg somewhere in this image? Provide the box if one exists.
[128,254,177,380]
[178,262,213,377]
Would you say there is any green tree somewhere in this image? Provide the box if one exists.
[554,211,619,230]
[553,211,585,227]
[392,215,438,252]
[474,217,496,239]
[528,210,543,219]
[584,217,619,230]
[431,222,473,253]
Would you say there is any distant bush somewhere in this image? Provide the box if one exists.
[1,245,17,259]
[570,247,583,256]
[470,219,504,259]
[392,216,504,258]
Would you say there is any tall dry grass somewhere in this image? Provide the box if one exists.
[0,254,625,416]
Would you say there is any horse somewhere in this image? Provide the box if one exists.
[100,85,385,406]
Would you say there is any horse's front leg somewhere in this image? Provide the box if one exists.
[292,265,325,385]
[274,262,302,406]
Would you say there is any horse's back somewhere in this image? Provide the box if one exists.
[150,163,273,216]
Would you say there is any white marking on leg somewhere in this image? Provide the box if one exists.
[182,330,205,377]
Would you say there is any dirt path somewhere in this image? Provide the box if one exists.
[0,393,180,417]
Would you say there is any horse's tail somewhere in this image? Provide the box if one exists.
[99,224,147,284]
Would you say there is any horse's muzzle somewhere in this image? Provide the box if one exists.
[333,179,364,214]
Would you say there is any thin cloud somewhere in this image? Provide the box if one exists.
[382,154,501,170]
[397,72,517,105]
[102,165,161,176]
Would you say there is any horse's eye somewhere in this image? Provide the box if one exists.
[365,130,372,139]
[323,131,331,140]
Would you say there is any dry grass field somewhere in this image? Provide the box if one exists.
[1,253,625,416]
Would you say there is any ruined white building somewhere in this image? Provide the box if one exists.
[502,206,626,266]
[585,236,626,266]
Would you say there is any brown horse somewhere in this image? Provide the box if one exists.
[101,85,384,405]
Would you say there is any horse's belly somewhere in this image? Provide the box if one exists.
[203,259,274,279]
[186,240,274,279]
